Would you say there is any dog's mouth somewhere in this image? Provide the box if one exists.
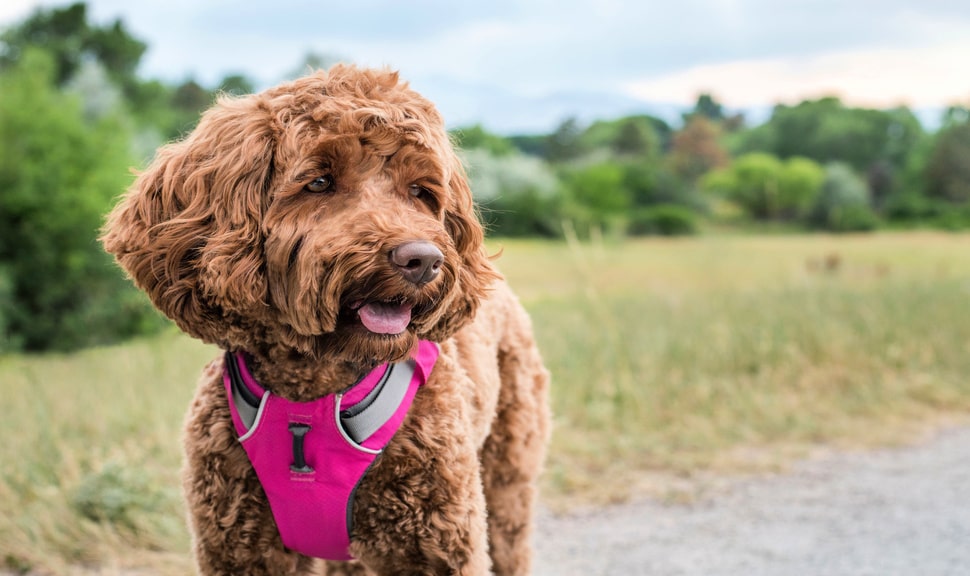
[348,299,414,335]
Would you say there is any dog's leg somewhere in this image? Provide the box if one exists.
[347,373,493,575]
[480,300,551,576]
[182,363,321,576]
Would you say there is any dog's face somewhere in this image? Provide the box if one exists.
[102,66,498,364]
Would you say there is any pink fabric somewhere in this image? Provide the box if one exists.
[223,341,439,560]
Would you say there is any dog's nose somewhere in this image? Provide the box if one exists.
[390,241,444,285]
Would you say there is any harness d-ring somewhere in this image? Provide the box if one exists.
[288,423,313,473]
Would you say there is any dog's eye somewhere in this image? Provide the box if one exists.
[409,184,439,211]
[305,175,334,193]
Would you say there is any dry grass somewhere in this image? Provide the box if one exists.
[0,332,214,574]
[3,231,970,572]
[490,232,970,505]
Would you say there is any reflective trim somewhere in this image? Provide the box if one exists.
[339,359,416,444]
[334,393,383,455]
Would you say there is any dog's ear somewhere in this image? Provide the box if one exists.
[426,154,501,340]
[101,95,276,344]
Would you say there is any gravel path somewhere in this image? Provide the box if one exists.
[533,427,970,576]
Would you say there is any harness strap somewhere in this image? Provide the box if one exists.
[226,351,260,430]
[339,360,416,444]
[225,354,420,445]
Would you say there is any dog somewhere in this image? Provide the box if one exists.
[101,65,550,575]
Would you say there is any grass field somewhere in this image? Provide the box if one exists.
[3,232,970,573]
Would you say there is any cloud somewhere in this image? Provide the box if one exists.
[0,0,40,24]
[624,38,970,109]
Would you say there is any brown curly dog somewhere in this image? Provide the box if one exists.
[101,65,549,575]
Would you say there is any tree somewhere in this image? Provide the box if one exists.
[750,98,923,173]
[0,48,160,351]
[703,154,824,221]
[924,122,970,204]
[0,2,146,92]
[580,115,667,158]
[462,148,561,237]
[621,161,694,210]
[560,163,631,236]
[668,116,729,183]
[809,163,878,232]
[545,117,587,163]
[452,125,515,156]
[612,119,652,157]
[685,93,725,123]
[941,105,970,128]
[218,73,256,96]
[168,78,213,135]
[777,157,826,219]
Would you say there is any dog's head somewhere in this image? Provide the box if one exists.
[102,65,499,364]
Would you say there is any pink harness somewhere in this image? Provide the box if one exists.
[223,341,439,560]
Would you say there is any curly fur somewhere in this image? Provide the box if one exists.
[101,65,550,575]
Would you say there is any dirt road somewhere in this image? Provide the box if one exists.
[533,427,970,576]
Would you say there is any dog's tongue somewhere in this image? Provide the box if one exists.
[358,302,412,335]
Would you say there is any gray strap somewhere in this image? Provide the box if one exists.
[226,352,260,432]
[340,359,416,444]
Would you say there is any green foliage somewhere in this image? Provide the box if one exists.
[713,153,783,219]
[560,163,632,236]
[704,154,823,220]
[0,2,146,94]
[778,157,826,217]
[545,117,588,163]
[628,204,698,236]
[581,115,668,159]
[463,149,561,237]
[0,48,162,351]
[738,98,924,174]
[621,161,690,208]
[809,163,879,232]
[925,122,970,204]
[684,92,725,123]
[452,124,516,156]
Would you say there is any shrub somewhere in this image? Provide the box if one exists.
[809,163,879,232]
[0,49,163,351]
[462,148,561,237]
[704,153,823,221]
[925,122,970,203]
[628,204,698,236]
[882,191,942,222]
[560,163,632,237]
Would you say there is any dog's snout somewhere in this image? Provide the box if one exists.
[390,241,444,285]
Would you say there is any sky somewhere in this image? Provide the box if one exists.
[2,0,969,133]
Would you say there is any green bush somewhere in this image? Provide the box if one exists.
[480,187,561,237]
[704,153,823,221]
[931,203,970,231]
[883,191,943,222]
[560,163,633,238]
[809,163,879,232]
[628,204,698,236]
[463,148,562,237]
[0,49,163,351]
